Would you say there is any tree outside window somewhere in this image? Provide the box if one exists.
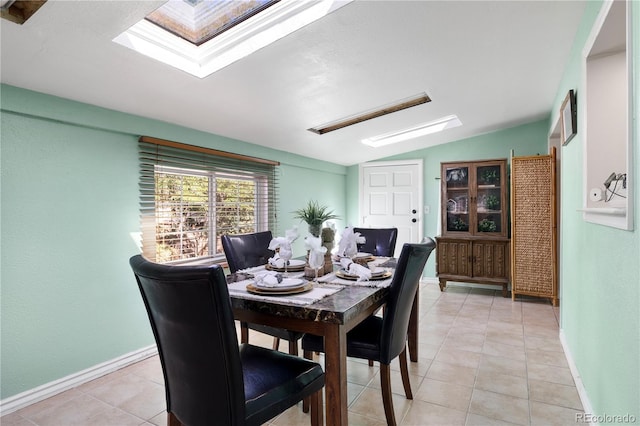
[154,168,266,263]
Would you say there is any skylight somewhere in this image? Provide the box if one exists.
[145,0,279,46]
[361,115,462,147]
[308,93,432,135]
[114,0,351,78]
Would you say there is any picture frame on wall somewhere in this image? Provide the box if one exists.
[561,89,577,145]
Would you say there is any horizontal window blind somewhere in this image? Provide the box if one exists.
[139,137,279,263]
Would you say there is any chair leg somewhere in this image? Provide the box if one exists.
[367,307,387,368]
[380,363,397,426]
[167,412,182,426]
[398,346,413,400]
[240,322,249,344]
[272,337,280,351]
[302,350,314,413]
[288,339,299,356]
[309,388,323,426]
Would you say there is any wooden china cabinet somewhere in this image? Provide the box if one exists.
[436,159,510,296]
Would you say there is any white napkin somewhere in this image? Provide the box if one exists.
[267,252,285,268]
[305,235,327,269]
[285,226,299,242]
[337,226,365,258]
[254,271,284,287]
[268,226,299,265]
[339,258,372,281]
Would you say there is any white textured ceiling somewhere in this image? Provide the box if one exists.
[0,1,586,166]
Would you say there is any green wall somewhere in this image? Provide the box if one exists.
[346,119,550,277]
[2,2,639,416]
[344,2,640,419]
[0,84,346,399]
[550,1,639,420]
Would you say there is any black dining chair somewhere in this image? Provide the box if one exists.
[302,239,436,426]
[353,227,400,366]
[221,231,305,356]
[353,227,399,257]
[130,255,325,426]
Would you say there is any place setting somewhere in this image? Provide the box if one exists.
[246,272,312,296]
[335,263,392,281]
[316,227,394,287]
[227,228,344,305]
[264,258,306,273]
[264,226,305,274]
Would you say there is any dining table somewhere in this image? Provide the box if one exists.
[226,257,420,426]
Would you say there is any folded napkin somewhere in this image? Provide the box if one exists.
[339,257,372,281]
[268,226,299,265]
[337,226,365,258]
[305,235,327,269]
[267,252,286,268]
[253,271,284,287]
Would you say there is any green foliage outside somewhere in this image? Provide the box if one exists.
[155,172,257,262]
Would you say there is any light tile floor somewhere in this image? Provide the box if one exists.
[1,283,583,426]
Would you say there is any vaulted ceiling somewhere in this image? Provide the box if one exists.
[0,1,586,166]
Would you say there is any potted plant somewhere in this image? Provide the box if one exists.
[451,217,468,231]
[293,200,339,237]
[484,194,500,210]
[481,169,499,185]
[478,218,497,232]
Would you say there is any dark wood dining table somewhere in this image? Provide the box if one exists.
[227,268,420,426]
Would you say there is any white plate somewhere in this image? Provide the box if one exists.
[370,267,387,276]
[355,252,372,258]
[255,278,305,290]
[337,269,392,281]
[340,267,385,276]
[268,259,306,268]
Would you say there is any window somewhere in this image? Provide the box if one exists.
[139,137,279,263]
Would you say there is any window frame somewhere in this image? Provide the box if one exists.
[139,137,279,264]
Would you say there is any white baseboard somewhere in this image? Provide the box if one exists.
[445,281,505,292]
[559,329,595,423]
[0,345,158,416]
[421,277,439,285]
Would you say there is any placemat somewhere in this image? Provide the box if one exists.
[228,280,343,305]
[318,272,393,288]
[236,265,305,279]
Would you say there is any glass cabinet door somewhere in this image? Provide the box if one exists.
[444,165,470,233]
[475,164,503,234]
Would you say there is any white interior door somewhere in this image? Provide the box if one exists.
[359,160,423,255]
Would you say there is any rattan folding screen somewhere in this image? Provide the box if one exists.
[510,150,558,306]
